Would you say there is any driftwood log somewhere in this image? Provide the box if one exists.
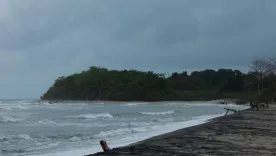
[224,108,239,115]
[250,101,259,111]
[250,101,269,111]
[259,103,269,108]
[100,140,111,152]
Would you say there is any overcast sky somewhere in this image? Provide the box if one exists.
[0,0,276,99]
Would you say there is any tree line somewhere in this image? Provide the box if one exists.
[249,57,276,102]
[41,57,276,102]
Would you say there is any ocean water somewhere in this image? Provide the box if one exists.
[0,100,249,156]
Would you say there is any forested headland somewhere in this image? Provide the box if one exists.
[41,58,276,102]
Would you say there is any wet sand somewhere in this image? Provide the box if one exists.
[88,105,276,156]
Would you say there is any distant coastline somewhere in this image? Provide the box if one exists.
[40,99,246,106]
[41,66,259,102]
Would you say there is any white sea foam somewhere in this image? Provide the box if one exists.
[139,110,175,116]
[0,116,22,123]
[38,119,58,125]
[94,127,148,138]
[69,136,81,142]
[34,120,107,128]
[67,113,113,119]
[0,107,12,110]
[124,102,148,106]
[41,101,52,105]
[182,103,216,107]
[150,118,175,123]
[18,134,32,140]
[7,102,248,156]
[129,103,140,106]
[122,103,138,106]
[93,102,104,105]
[164,102,186,106]
[28,142,60,151]
[32,113,224,156]
[192,113,225,120]
[17,100,36,105]
[0,104,28,110]
[0,134,32,142]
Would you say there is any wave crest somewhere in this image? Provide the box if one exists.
[122,102,148,106]
[0,104,28,111]
[28,142,60,151]
[67,113,113,119]
[0,134,32,142]
[139,110,175,116]
[69,136,81,142]
[38,119,57,125]
[94,127,147,138]
[0,116,22,123]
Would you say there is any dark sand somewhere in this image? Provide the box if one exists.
[88,105,276,156]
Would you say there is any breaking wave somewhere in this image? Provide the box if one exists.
[192,113,225,120]
[38,119,58,125]
[67,113,113,119]
[18,134,32,140]
[28,142,60,151]
[0,116,22,123]
[0,134,32,142]
[122,103,138,106]
[69,136,81,142]
[139,110,175,116]
[35,120,109,128]
[0,104,28,110]
[164,102,185,106]
[94,102,104,105]
[94,127,148,138]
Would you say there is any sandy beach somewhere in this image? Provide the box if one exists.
[89,105,276,156]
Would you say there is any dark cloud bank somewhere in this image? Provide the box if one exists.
[0,0,275,98]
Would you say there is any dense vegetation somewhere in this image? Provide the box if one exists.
[41,58,276,102]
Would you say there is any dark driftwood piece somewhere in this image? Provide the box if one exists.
[250,101,269,111]
[100,140,111,152]
[224,108,238,115]
[250,102,259,111]
[259,103,269,108]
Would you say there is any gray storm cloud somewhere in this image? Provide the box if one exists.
[0,0,275,98]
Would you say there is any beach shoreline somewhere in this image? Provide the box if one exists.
[23,101,247,156]
[88,105,276,156]
[39,99,242,105]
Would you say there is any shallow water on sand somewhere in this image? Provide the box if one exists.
[0,100,248,156]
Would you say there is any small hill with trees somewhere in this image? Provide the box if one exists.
[41,58,276,102]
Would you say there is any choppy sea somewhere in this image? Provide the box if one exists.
[0,100,248,156]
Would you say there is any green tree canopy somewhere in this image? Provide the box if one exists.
[41,67,260,101]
